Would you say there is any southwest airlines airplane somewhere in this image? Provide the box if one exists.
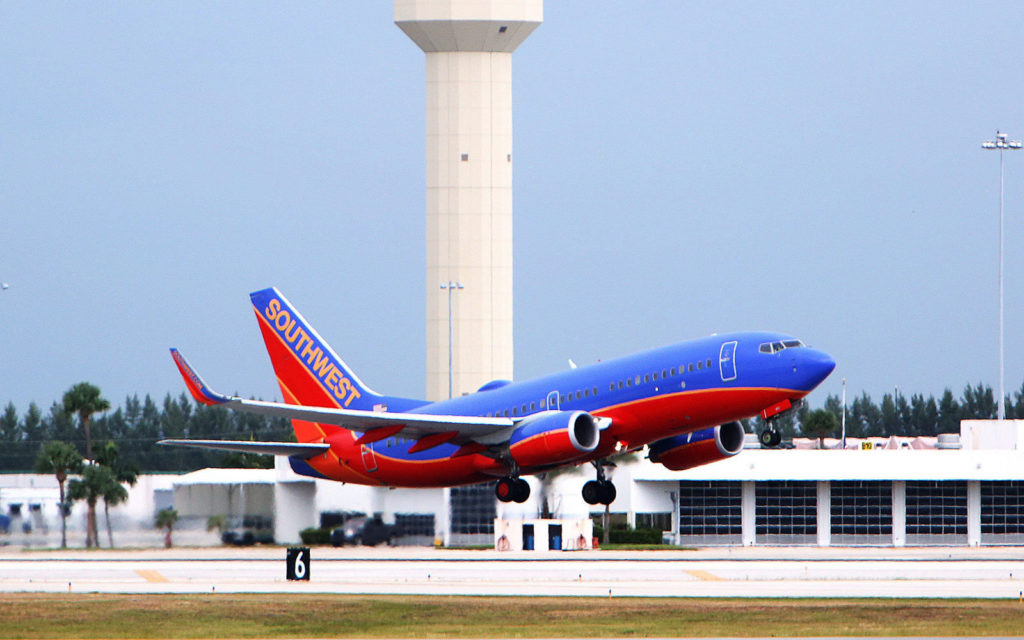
[164,288,835,505]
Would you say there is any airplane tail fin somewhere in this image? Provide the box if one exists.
[250,288,383,416]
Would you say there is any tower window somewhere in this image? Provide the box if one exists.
[498,26,508,33]
[460,153,469,162]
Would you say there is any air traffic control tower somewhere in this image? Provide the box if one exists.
[395,1,542,400]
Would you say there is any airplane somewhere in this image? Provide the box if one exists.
[163,287,835,505]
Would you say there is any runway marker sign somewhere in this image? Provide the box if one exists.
[287,547,310,581]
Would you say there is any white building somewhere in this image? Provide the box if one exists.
[6,421,1024,548]
[161,419,1024,548]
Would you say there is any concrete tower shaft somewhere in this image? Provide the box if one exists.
[395,1,542,400]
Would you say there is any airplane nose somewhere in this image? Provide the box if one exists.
[799,349,836,389]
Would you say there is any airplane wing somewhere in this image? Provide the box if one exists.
[158,439,330,458]
[167,349,517,452]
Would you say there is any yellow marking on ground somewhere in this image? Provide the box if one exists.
[135,569,169,583]
[685,569,723,581]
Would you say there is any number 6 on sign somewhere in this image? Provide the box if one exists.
[286,547,310,581]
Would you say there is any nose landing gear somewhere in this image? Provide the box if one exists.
[759,399,799,448]
[758,424,782,448]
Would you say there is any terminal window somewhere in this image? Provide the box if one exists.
[756,480,817,538]
[981,480,1024,535]
[636,512,673,532]
[906,480,967,537]
[677,480,741,537]
[830,480,892,538]
[394,513,435,538]
[449,483,495,535]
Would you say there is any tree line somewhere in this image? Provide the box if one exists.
[750,381,1024,441]
[1,389,293,472]
[3,380,1024,473]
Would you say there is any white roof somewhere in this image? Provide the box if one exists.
[631,448,1024,482]
[172,468,276,486]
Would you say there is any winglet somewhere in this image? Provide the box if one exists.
[170,348,231,406]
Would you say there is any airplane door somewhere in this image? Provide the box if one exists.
[546,390,560,410]
[719,341,738,382]
[361,444,378,472]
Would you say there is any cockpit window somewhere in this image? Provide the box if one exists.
[759,339,806,354]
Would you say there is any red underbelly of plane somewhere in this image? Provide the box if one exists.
[303,434,501,487]
[596,386,801,447]
[298,386,804,488]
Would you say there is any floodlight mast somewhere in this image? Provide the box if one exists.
[982,131,1021,420]
[440,281,464,400]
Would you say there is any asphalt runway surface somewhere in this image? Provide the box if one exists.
[2,546,1024,598]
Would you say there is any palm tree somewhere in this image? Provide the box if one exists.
[34,442,83,549]
[156,508,179,548]
[67,464,117,548]
[63,382,110,461]
[98,479,128,548]
[96,441,138,548]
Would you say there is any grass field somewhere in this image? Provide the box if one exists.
[1,594,1023,638]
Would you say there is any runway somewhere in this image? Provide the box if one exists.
[2,546,1024,598]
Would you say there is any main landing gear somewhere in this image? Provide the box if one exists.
[495,476,530,503]
[582,460,617,506]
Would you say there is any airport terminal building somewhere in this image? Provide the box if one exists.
[174,419,1024,548]
[4,420,1024,548]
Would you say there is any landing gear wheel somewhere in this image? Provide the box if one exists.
[495,477,515,502]
[598,480,616,505]
[582,480,602,505]
[512,478,530,503]
[582,480,617,505]
[759,427,781,448]
[496,477,531,503]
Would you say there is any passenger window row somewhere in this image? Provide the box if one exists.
[605,358,713,392]
[483,356,715,419]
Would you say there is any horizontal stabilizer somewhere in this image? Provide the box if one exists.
[158,439,329,458]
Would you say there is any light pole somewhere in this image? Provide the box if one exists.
[982,131,1022,420]
[841,378,846,450]
[440,281,464,399]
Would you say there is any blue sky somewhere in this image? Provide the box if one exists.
[1,2,1022,414]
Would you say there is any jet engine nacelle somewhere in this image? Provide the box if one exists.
[509,410,600,468]
[648,421,745,471]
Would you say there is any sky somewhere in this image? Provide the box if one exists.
[1,2,1023,416]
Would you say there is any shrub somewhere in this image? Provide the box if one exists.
[299,527,331,545]
[611,527,663,545]
[593,524,664,545]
